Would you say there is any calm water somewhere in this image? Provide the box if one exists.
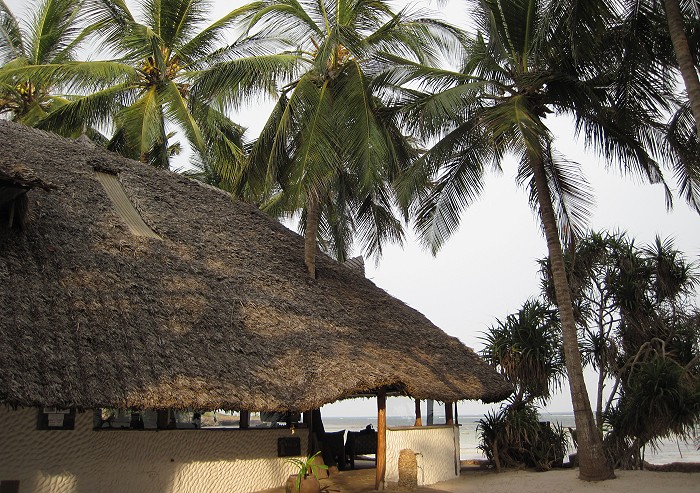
[322,414,700,464]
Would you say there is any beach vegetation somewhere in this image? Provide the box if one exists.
[478,299,569,471]
[620,0,700,141]
[383,0,690,479]
[0,0,297,175]
[539,232,700,469]
[477,403,569,472]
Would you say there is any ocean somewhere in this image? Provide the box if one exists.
[322,414,700,465]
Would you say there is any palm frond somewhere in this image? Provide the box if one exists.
[518,142,594,244]
[667,102,700,213]
[0,0,25,63]
[36,82,137,135]
[412,118,493,254]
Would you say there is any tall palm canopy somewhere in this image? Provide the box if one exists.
[238,0,459,275]
[2,0,297,171]
[616,0,700,211]
[383,0,700,481]
[0,0,94,125]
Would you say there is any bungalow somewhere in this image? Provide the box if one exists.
[0,121,511,493]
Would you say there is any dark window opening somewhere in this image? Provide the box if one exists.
[0,187,28,229]
[37,408,76,430]
[93,409,303,430]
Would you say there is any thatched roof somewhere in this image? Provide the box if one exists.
[0,121,511,411]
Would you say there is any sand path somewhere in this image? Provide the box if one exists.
[426,468,699,493]
[259,464,699,493]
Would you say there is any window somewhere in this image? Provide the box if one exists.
[37,408,76,430]
[92,409,303,430]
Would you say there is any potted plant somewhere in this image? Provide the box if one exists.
[285,451,328,493]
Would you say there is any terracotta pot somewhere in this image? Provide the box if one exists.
[285,474,320,493]
[299,475,320,493]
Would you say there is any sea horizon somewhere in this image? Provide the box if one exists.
[321,413,700,465]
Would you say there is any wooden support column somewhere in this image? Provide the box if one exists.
[414,399,422,426]
[239,411,250,429]
[303,411,315,455]
[445,401,454,425]
[454,402,459,425]
[376,389,387,491]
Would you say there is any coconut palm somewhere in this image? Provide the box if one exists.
[11,0,297,173]
[0,0,97,128]
[383,0,695,480]
[234,0,458,276]
[659,0,700,138]
[615,1,700,211]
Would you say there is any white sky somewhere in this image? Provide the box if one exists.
[6,0,700,418]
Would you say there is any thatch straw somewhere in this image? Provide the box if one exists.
[0,121,512,411]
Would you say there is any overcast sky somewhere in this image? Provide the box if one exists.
[5,0,699,418]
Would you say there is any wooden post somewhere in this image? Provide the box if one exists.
[414,398,422,426]
[376,389,387,491]
[445,401,454,425]
[427,399,434,425]
[303,411,315,455]
[239,411,250,429]
[454,402,459,425]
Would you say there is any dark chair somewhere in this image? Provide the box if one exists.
[344,429,377,469]
[318,430,346,470]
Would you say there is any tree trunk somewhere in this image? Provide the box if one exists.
[530,153,614,481]
[665,0,700,139]
[304,193,321,279]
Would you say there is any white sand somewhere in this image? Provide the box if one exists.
[427,468,699,493]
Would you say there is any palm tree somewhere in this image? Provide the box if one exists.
[662,0,700,138]
[479,299,568,471]
[615,1,700,210]
[8,0,296,173]
[0,0,96,127]
[236,0,456,277]
[602,236,700,468]
[481,299,565,407]
[385,0,696,480]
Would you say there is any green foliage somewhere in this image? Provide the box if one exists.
[477,402,569,471]
[241,0,458,262]
[0,0,96,125]
[1,0,298,174]
[479,298,568,471]
[481,298,565,405]
[540,231,700,468]
[286,451,327,492]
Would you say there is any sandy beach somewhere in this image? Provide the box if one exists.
[427,468,700,493]
[259,463,700,493]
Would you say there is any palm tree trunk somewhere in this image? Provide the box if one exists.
[305,192,321,279]
[665,0,700,138]
[530,153,614,481]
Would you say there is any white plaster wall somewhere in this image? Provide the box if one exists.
[385,425,460,486]
[0,407,308,493]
